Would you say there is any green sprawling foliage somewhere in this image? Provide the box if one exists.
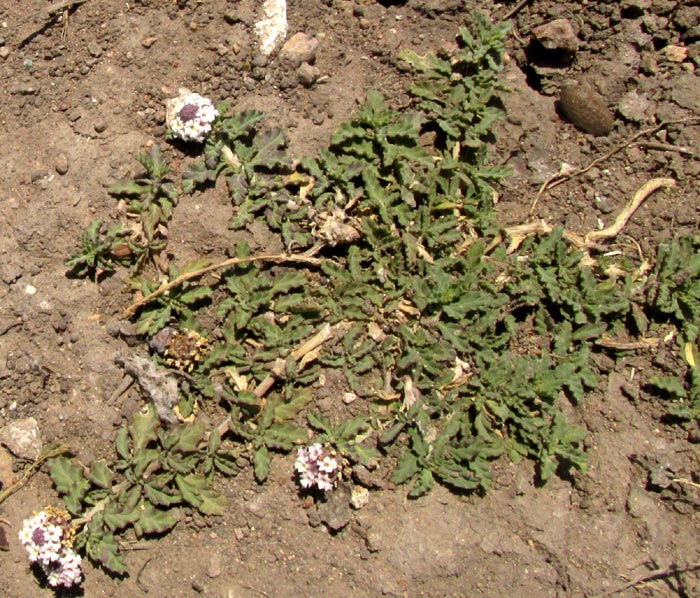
[58,14,700,574]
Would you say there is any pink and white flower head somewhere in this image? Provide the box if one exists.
[166,91,219,143]
[295,443,341,491]
[19,506,82,589]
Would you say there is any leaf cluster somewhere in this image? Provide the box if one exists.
[65,219,131,278]
[107,144,179,271]
[49,406,238,573]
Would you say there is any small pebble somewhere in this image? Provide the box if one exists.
[55,153,69,175]
[141,36,158,48]
[94,120,107,133]
[297,62,320,87]
[0,47,9,60]
[206,553,222,578]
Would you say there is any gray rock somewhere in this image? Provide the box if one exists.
[279,32,319,67]
[639,52,658,75]
[87,42,102,58]
[206,553,222,578]
[559,81,614,136]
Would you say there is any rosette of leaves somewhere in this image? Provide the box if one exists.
[108,144,178,271]
[224,396,308,483]
[645,236,700,421]
[65,219,131,279]
[48,407,238,573]
[181,108,295,232]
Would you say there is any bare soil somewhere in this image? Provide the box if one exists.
[0,1,699,597]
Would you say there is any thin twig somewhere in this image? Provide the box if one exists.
[17,0,90,47]
[529,117,700,215]
[672,477,700,490]
[592,562,700,598]
[0,444,71,506]
[502,0,533,20]
[637,141,696,157]
[121,251,327,318]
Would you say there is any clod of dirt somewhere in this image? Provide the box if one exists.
[620,0,651,19]
[529,19,578,65]
[297,62,320,87]
[617,89,652,123]
[54,153,69,175]
[315,481,353,532]
[0,417,42,460]
[670,73,700,112]
[279,32,319,67]
[559,81,615,136]
[663,45,689,63]
[0,446,14,488]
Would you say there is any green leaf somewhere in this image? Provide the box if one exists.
[115,426,131,460]
[90,532,128,574]
[649,375,687,399]
[133,503,178,536]
[130,406,158,452]
[87,459,114,489]
[109,181,145,197]
[178,285,213,304]
[48,456,89,511]
[390,451,420,485]
[253,445,270,483]
[176,473,226,515]
[144,481,182,507]
[102,503,140,532]
[213,452,240,476]
[307,412,331,434]
[408,468,435,498]
[171,421,206,453]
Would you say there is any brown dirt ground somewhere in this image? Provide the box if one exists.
[0,1,699,597]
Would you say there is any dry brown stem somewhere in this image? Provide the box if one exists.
[0,444,71,506]
[121,251,327,318]
[507,177,676,254]
[592,562,700,597]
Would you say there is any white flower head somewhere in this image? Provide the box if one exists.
[166,91,219,143]
[19,507,82,589]
[294,443,342,492]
